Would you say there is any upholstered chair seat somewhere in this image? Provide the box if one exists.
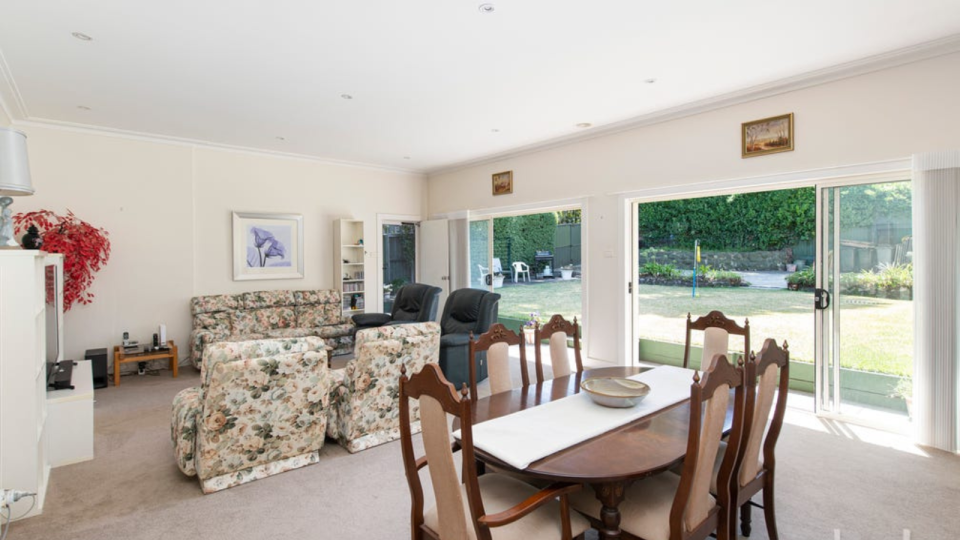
[570,472,714,540]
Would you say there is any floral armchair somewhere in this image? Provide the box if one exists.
[327,322,441,453]
[189,290,356,369]
[171,337,334,493]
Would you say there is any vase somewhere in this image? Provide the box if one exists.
[523,327,535,345]
[560,269,573,280]
[20,225,42,250]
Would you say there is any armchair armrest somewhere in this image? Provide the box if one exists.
[352,313,393,328]
[478,482,582,528]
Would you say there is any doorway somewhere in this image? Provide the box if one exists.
[379,219,418,314]
[469,209,583,333]
[630,179,913,429]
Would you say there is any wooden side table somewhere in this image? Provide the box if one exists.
[113,341,179,386]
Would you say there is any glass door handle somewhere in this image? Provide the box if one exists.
[815,288,831,310]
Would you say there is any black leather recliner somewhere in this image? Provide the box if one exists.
[352,283,442,330]
[438,288,501,390]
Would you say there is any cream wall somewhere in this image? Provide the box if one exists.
[0,105,10,126]
[428,52,960,365]
[15,125,425,368]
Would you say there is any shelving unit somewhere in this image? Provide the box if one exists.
[333,219,367,315]
[0,251,63,520]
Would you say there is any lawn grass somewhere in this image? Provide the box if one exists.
[497,280,583,323]
[635,284,913,376]
[495,280,912,376]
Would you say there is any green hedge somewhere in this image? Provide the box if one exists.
[638,188,815,250]
[493,213,557,269]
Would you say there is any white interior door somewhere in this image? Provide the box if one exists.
[420,219,450,320]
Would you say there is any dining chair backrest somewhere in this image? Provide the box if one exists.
[533,314,583,382]
[468,323,528,402]
[671,354,745,538]
[683,311,750,370]
[737,339,790,488]
[400,363,483,540]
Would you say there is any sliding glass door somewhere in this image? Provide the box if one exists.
[381,222,417,312]
[815,180,913,423]
[470,219,493,291]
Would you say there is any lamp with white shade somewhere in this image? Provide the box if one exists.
[0,127,34,249]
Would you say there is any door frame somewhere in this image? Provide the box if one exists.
[376,213,421,314]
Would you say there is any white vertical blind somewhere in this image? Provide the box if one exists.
[912,151,960,453]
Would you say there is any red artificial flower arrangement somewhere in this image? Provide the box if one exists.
[13,210,111,311]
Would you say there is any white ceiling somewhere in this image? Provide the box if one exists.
[1,1,959,173]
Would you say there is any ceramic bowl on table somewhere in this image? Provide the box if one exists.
[580,377,651,408]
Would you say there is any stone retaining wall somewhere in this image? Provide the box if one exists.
[638,248,789,271]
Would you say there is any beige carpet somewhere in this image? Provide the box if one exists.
[8,356,960,540]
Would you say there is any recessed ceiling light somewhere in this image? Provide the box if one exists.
[275,136,285,141]
[478,3,495,13]
[76,105,91,111]
[644,78,657,84]
[340,94,353,100]
[575,123,593,129]
[403,156,411,160]
[490,128,500,133]
[71,32,93,41]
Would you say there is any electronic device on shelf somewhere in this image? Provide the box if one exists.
[46,360,76,391]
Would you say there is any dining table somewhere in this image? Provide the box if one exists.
[466,365,734,540]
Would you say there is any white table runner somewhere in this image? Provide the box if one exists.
[454,366,695,470]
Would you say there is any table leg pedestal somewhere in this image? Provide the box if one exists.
[592,482,627,540]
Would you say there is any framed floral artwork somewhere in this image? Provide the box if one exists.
[742,113,794,158]
[232,212,304,280]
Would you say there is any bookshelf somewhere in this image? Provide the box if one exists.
[333,219,367,316]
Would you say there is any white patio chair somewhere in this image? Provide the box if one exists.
[512,261,531,283]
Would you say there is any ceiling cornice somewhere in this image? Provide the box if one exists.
[426,33,960,177]
[13,117,425,176]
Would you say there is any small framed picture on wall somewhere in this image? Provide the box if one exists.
[742,113,794,158]
[492,170,513,195]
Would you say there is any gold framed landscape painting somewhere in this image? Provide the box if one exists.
[492,170,513,195]
[742,113,794,158]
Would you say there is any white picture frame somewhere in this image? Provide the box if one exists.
[232,212,304,281]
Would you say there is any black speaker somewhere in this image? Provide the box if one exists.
[85,348,108,389]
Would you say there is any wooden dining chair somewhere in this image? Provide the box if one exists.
[398,363,590,540]
[728,339,789,540]
[468,323,528,403]
[683,311,750,370]
[569,354,747,540]
[533,314,583,382]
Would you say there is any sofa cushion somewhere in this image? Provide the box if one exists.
[264,328,317,339]
[194,311,232,331]
[295,289,340,306]
[232,307,296,333]
[242,290,296,310]
[449,290,484,323]
[317,323,356,339]
[297,303,342,328]
[191,294,241,315]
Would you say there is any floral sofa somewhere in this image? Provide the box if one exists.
[189,289,355,369]
[328,322,441,453]
[171,337,334,493]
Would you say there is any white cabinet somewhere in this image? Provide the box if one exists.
[0,251,63,520]
[333,219,367,316]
